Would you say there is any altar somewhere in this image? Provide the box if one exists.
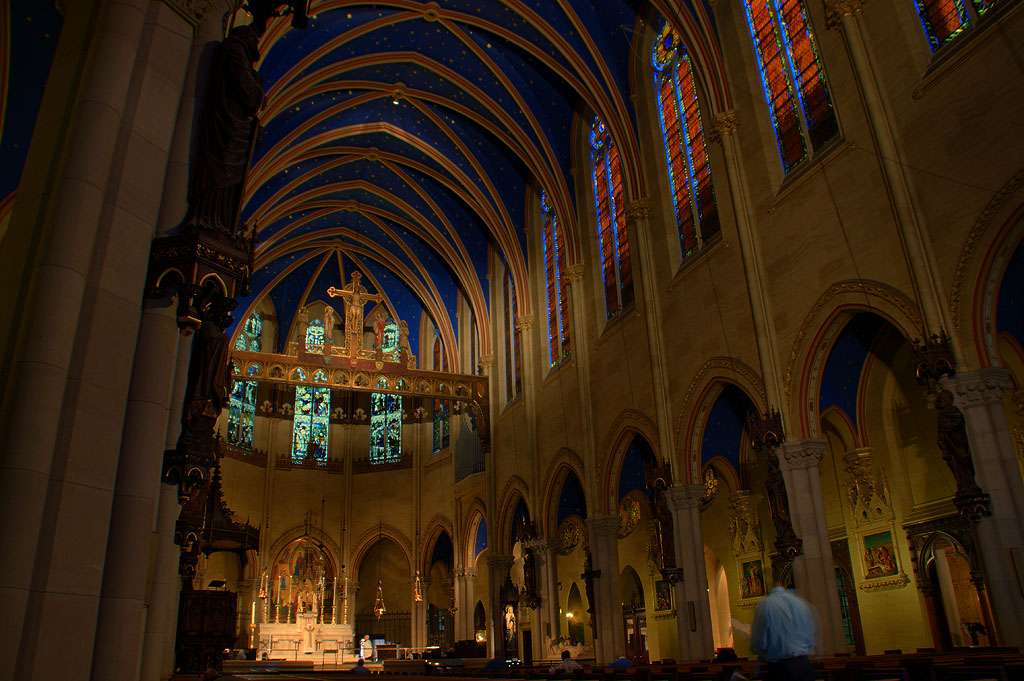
[258,615,354,661]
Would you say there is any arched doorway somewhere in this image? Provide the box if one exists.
[620,566,648,664]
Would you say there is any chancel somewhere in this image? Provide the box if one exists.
[1,1,1023,680]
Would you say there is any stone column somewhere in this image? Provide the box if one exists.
[777,440,845,654]
[516,315,542,515]
[454,568,478,643]
[0,2,150,678]
[708,111,787,414]
[91,296,182,681]
[942,368,1024,644]
[625,201,676,473]
[586,515,623,664]
[824,0,955,345]
[665,485,714,662]
[563,266,603,537]
[531,538,561,656]
[487,554,514,658]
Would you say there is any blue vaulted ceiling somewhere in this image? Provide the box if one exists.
[231,0,723,369]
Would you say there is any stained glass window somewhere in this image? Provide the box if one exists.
[703,466,719,501]
[292,385,330,463]
[383,319,399,361]
[913,0,971,50]
[591,117,634,318]
[541,190,571,365]
[305,319,325,353]
[432,398,450,452]
[653,23,720,259]
[835,568,856,646]
[742,0,837,173]
[370,392,402,463]
[228,312,262,449]
[503,266,522,401]
[618,497,641,536]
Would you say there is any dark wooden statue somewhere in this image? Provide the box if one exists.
[935,388,991,518]
[185,23,265,242]
[764,452,802,560]
[581,550,601,640]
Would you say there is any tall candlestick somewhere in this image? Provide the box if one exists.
[288,576,293,623]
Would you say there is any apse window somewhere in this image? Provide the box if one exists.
[292,384,330,464]
[652,22,720,261]
[503,265,522,401]
[590,117,634,319]
[228,312,261,450]
[742,0,838,173]
[370,392,402,463]
[540,190,570,366]
[913,0,1002,52]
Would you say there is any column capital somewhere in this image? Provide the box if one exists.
[940,368,1013,409]
[455,567,478,580]
[487,553,514,571]
[778,438,826,469]
[586,514,622,539]
[625,199,651,223]
[515,314,535,331]
[666,484,705,511]
[160,0,220,29]
[824,0,864,30]
[708,110,740,143]
[564,264,585,283]
[528,537,563,555]
[478,354,494,369]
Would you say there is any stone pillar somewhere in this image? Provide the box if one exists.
[665,485,714,662]
[824,0,955,345]
[625,201,676,473]
[586,515,623,664]
[0,2,150,678]
[91,295,182,681]
[563,265,602,529]
[942,368,1024,644]
[777,440,845,654]
[708,111,787,413]
[140,482,185,681]
[531,538,561,657]
[516,314,542,516]
[454,568,477,643]
[487,554,514,658]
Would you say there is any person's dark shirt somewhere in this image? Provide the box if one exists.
[484,656,509,672]
[609,656,633,668]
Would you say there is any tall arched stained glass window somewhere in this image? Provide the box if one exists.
[305,319,325,353]
[503,266,522,401]
[743,0,837,173]
[590,117,634,319]
[432,398,450,452]
[292,381,330,463]
[653,23,720,259]
[383,318,399,360]
[228,312,262,449]
[913,0,971,50]
[370,392,402,463]
[541,190,570,365]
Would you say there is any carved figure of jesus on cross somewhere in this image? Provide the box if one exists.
[327,271,382,354]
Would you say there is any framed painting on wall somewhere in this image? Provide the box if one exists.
[654,579,672,611]
[740,559,765,599]
[863,530,899,579]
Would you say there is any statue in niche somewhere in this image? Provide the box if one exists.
[399,320,414,367]
[323,305,337,348]
[179,297,235,452]
[935,388,984,498]
[184,23,265,241]
[764,452,801,554]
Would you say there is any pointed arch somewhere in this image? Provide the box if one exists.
[350,524,413,579]
[675,357,766,485]
[496,476,530,553]
[266,524,342,581]
[794,303,917,439]
[599,409,660,515]
[462,500,488,568]
[420,516,455,574]
[540,448,585,536]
